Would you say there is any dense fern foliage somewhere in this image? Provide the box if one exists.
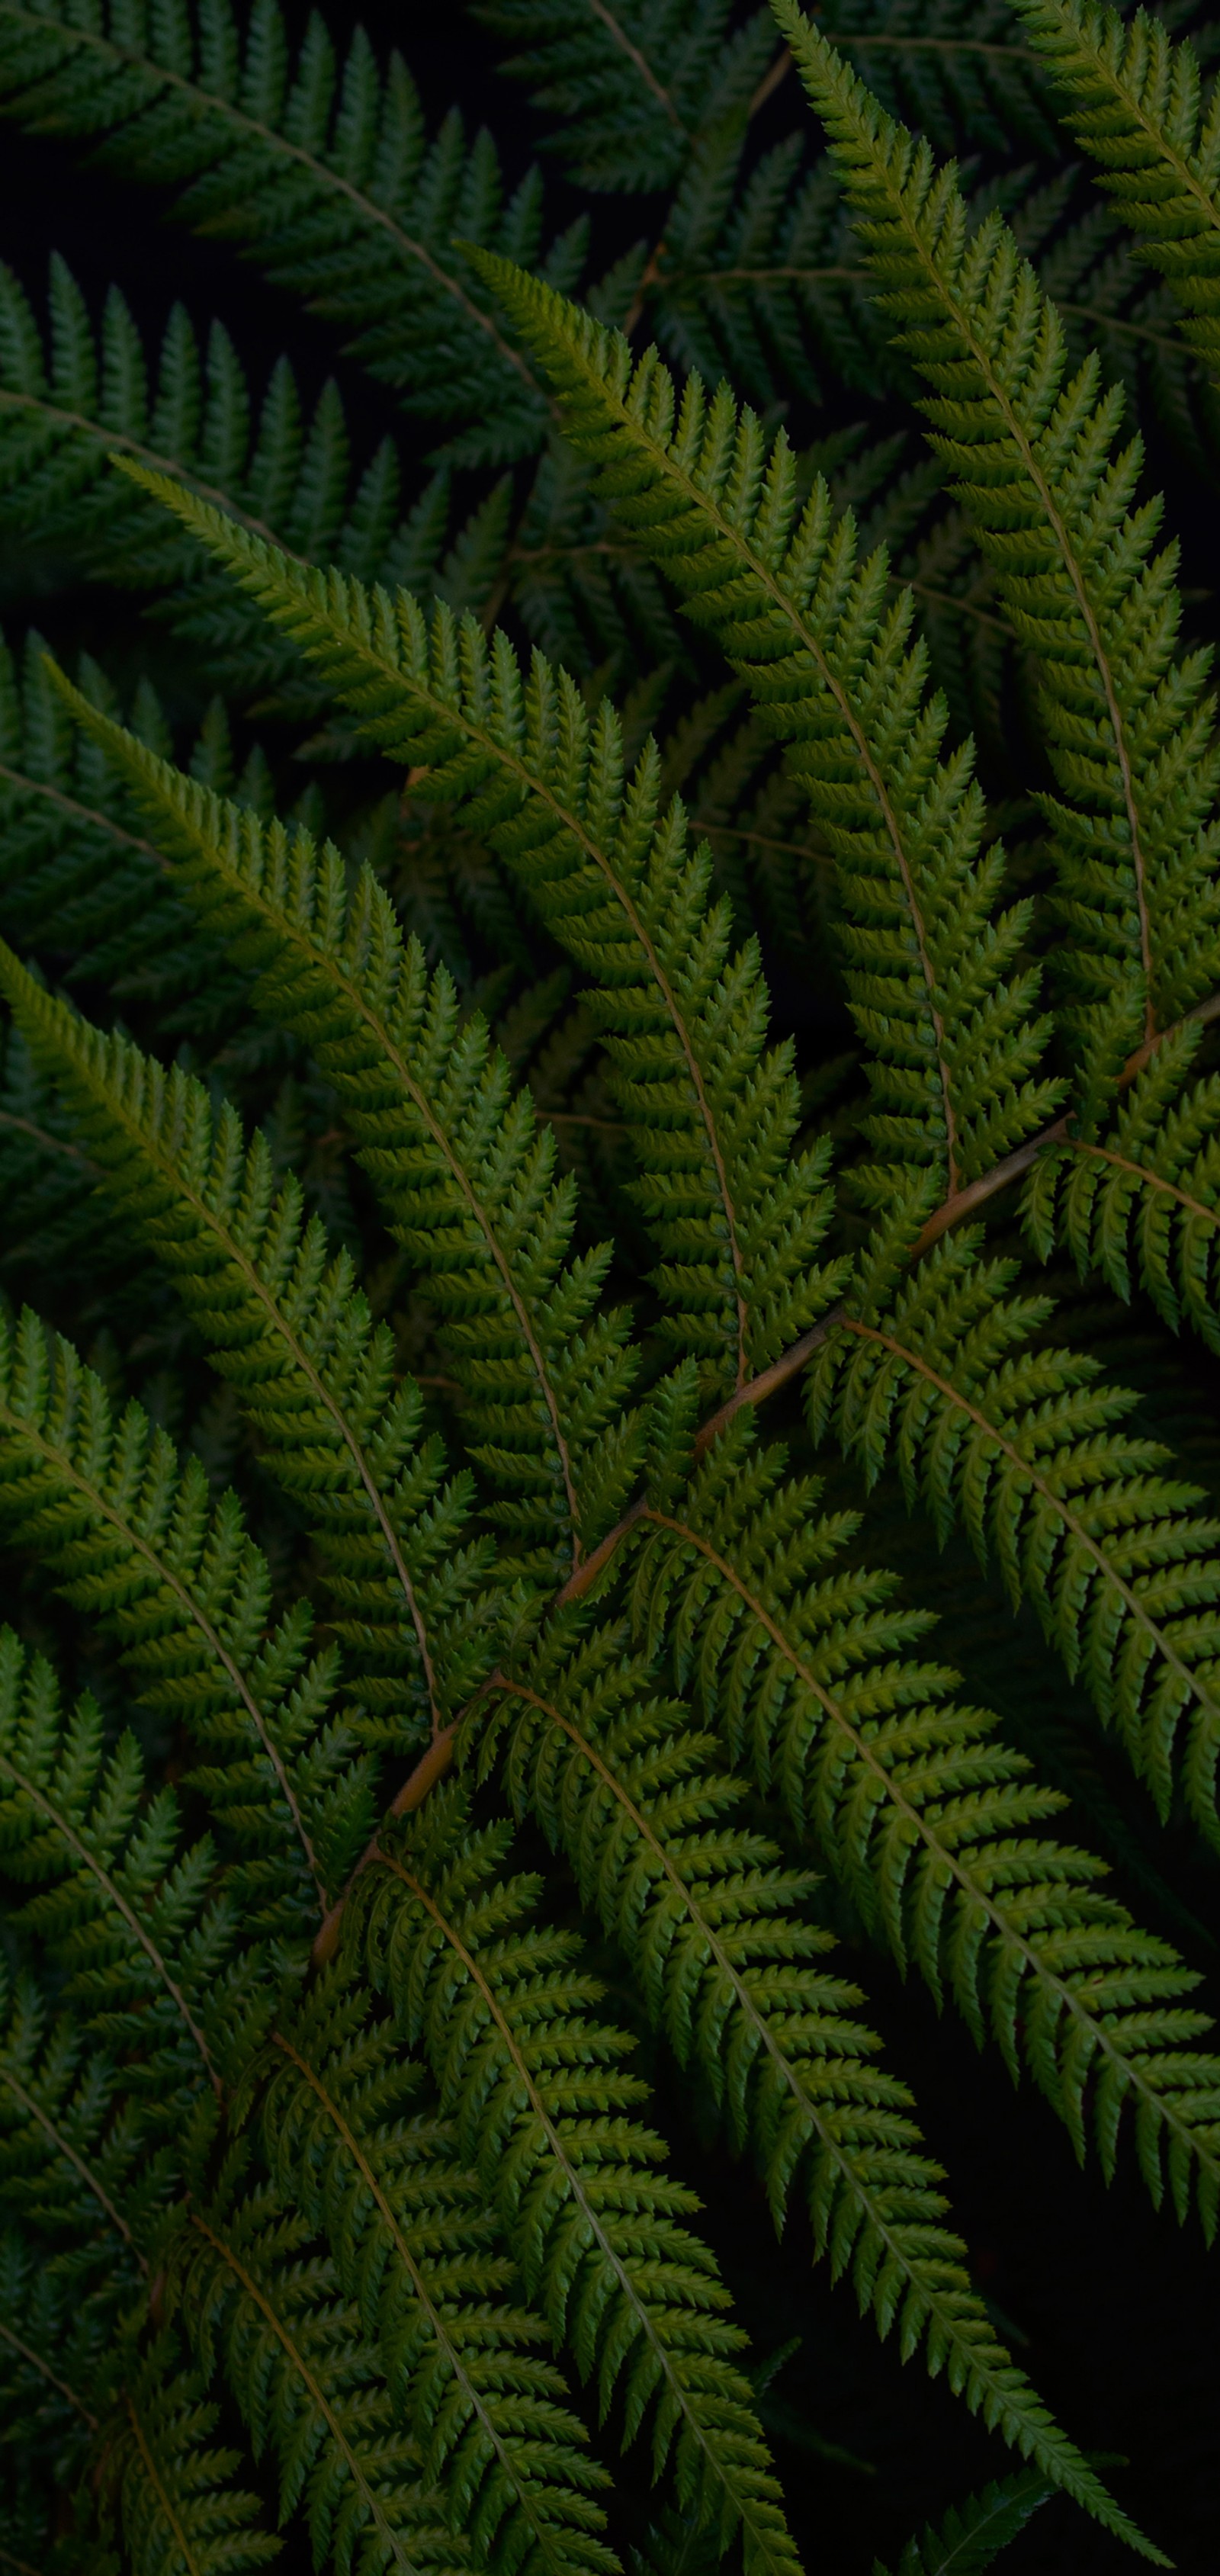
[2,2,1220,2571]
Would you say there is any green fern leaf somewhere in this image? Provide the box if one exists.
[618,1399,1220,2263]
[175,2159,475,2576]
[0,942,496,1745]
[1023,1015,1220,1351]
[102,2330,282,2576]
[471,0,779,197]
[0,1630,242,2132]
[358,1783,803,2576]
[0,1299,366,1925]
[821,0,1061,157]
[776,0,1220,1124]
[61,477,849,1400]
[0,632,249,1028]
[807,1219,1220,1841]
[1010,0,1220,381]
[0,0,572,469]
[0,1957,161,2283]
[474,1616,1128,2533]
[43,669,644,1582]
[463,250,1064,1209]
[251,1967,618,2576]
[0,256,413,658]
[872,2464,1055,2574]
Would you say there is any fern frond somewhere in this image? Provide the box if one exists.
[251,1969,617,2576]
[0,631,249,1028]
[1023,1016,1220,1353]
[175,2160,474,2576]
[80,474,849,1400]
[619,1400,1220,2259]
[1015,173,1215,463]
[103,2330,282,2576]
[644,132,891,410]
[821,0,1061,156]
[0,0,573,468]
[472,0,778,196]
[0,255,411,642]
[873,2465,1055,2574]
[0,2222,105,2475]
[807,1222,1220,1841]
[45,668,642,1581]
[0,1017,133,1312]
[467,253,1064,1208]
[0,1630,241,2130]
[0,1299,354,1926]
[777,0,1220,1123]
[1011,0,1220,381]
[0,943,495,1739]
[0,1959,158,2281]
[359,1784,802,2576]
[474,1619,1126,2532]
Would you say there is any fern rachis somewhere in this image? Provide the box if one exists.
[2,1,1220,2567]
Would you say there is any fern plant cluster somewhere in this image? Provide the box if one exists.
[2,0,1220,2571]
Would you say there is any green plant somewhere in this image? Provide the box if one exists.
[0,1,1218,2569]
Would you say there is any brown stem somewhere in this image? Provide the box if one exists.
[310,1723,459,1967]
[750,45,793,115]
[315,978,1220,1927]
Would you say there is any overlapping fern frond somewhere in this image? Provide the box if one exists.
[359,1783,804,2576]
[0,1299,357,1926]
[249,1969,616,2576]
[0,255,413,628]
[619,1398,1220,2247]
[74,477,849,1401]
[0,943,497,1745]
[0,0,579,467]
[36,667,645,1579]
[467,253,1064,1211]
[472,1619,1129,2532]
[472,0,779,197]
[1012,0,1220,378]
[778,0,1220,1126]
[100,2332,282,2576]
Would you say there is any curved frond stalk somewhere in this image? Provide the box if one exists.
[808,1227,1220,1839]
[104,2330,281,2576]
[0,0,571,468]
[253,1971,618,2576]
[474,1623,1125,2530]
[1010,0,1220,381]
[777,0,1220,1122]
[358,1787,803,2576]
[47,671,642,1582]
[175,2171,474,2576]
[0,1299,346,1926]
[0,940,494,1742]
[467,252,1064,1209]
[470,0,776,196]
[0,1629,242,2120]
[874,2465,1056,2575]
[618,1406,1220,2267]
[99,474,847,1400]
[1023,1018,1220,1354]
